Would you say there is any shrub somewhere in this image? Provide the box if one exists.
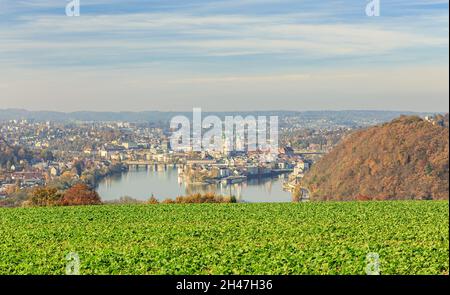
[355,194,372,201]
[147,196,159,204]
[29,187,63,206]
[161,198,175,204]
[105,196,144,205]
[61,183,102,206]
[167,193,236,204]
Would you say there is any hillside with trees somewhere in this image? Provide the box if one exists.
[301,115,449,200]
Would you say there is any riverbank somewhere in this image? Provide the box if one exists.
[96,167,293,203]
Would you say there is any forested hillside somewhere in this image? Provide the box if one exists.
[301,116,449,200]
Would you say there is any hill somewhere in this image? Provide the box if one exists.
[301,115,449,200]
[0,109,433,127]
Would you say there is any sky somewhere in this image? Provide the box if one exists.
[0,0,448,112]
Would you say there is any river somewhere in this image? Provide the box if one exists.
[96,166,293,203]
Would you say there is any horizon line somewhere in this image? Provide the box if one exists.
[0,108,447,114]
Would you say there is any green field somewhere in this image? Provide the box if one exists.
[0,201,448,275]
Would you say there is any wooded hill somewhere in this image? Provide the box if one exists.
[301,115,449,200]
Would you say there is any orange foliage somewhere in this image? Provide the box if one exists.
[61,183,102,206]
[29,187,63,206]
[161,193,236,204]
[147,196,159,204]
[302,116,449,201]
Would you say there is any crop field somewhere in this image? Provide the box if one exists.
[0,201,448,275]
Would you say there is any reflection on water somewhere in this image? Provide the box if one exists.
[96,166,292,203]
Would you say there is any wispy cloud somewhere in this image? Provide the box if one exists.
[0,11,447,67]
[0,0,448,111]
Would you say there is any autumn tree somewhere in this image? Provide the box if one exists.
[61,183,102,206]
[29,187,63,206]
[147,196,159,204]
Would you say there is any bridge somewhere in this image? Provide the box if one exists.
[123,161,182,169]
[124,160,157,166]
[293,150,327,155]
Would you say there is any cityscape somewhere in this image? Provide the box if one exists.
[0,111,368,205]
[1,111,447,206]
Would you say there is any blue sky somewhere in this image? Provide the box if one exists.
[0,0,448,112]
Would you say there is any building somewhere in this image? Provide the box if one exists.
[279,146,294,156]
[49,166,60,177]
[122,142,138,150]
[218,167,231,178]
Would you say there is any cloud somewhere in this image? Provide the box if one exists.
[0,11,447,67]
[0,0,448,111]
[169,74,313,84]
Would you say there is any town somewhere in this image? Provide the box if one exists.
[0,114,358,206]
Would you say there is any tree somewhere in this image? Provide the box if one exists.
[40,149,54,162]
[72,161,84,177]
[147,195,159,204]
[61,183,102,206]
[425,164,433,176]
[30,187,62,206]
[50,171,78,190]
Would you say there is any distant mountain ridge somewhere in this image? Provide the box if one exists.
[301,115,449,200]
[0,109,436,125]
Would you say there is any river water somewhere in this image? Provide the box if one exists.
[96,166,293,203]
